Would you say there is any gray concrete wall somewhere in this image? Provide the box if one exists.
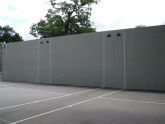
[51,32,103,87]
[103,30,124,89]
[125,26,165,91]
[2,40,39,83]
[38,38,51,84]
[2,25,165,91]
[0,52,2,72]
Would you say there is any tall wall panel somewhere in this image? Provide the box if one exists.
[38,38,51,84]
[2,44,7,81]
[2,41,39,83]
[50,33,103,87]
[0,52,2,71]
[103,30,124,88]
[125,26,165,91]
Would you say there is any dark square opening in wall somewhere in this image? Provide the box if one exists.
[116,33,121,37]
[107,34,111,37]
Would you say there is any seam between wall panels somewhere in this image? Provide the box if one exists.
[3,45,5,80]
[102,32,105,88]
[5,45,7,80]
[49,38,52,84]
[37,40,40,83]
[4,44,7,80]
[123,30,126,89]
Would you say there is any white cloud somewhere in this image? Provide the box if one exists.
[91,0,165,31]
[0,0,165,40]
[0,0,49,40]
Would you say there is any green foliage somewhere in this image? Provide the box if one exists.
[0,25,23,43]
[30,0,99,38]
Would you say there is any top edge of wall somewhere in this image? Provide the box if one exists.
[4,24,165,44]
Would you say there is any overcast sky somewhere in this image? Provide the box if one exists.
[0,0,165,40]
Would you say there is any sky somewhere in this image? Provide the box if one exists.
[0,0,165,40]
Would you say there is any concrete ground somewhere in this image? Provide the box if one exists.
[0,81,165,124]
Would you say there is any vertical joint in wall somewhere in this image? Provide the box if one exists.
[123,30,126,90]
[102,32,105,88]
[49,38,52,84]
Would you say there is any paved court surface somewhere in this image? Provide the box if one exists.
[0,81,165,124]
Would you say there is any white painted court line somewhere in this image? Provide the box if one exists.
[9,90,120,124]
[0,85,25,89]
[0,85,11,88]
[0,85,18,87]
[100,97,165,105]
[0,83,44,87]
[0,89,95,111]
[9,87,68,94]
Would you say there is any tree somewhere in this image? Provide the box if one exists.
[0,25,23,43]
[30,0,99,38]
